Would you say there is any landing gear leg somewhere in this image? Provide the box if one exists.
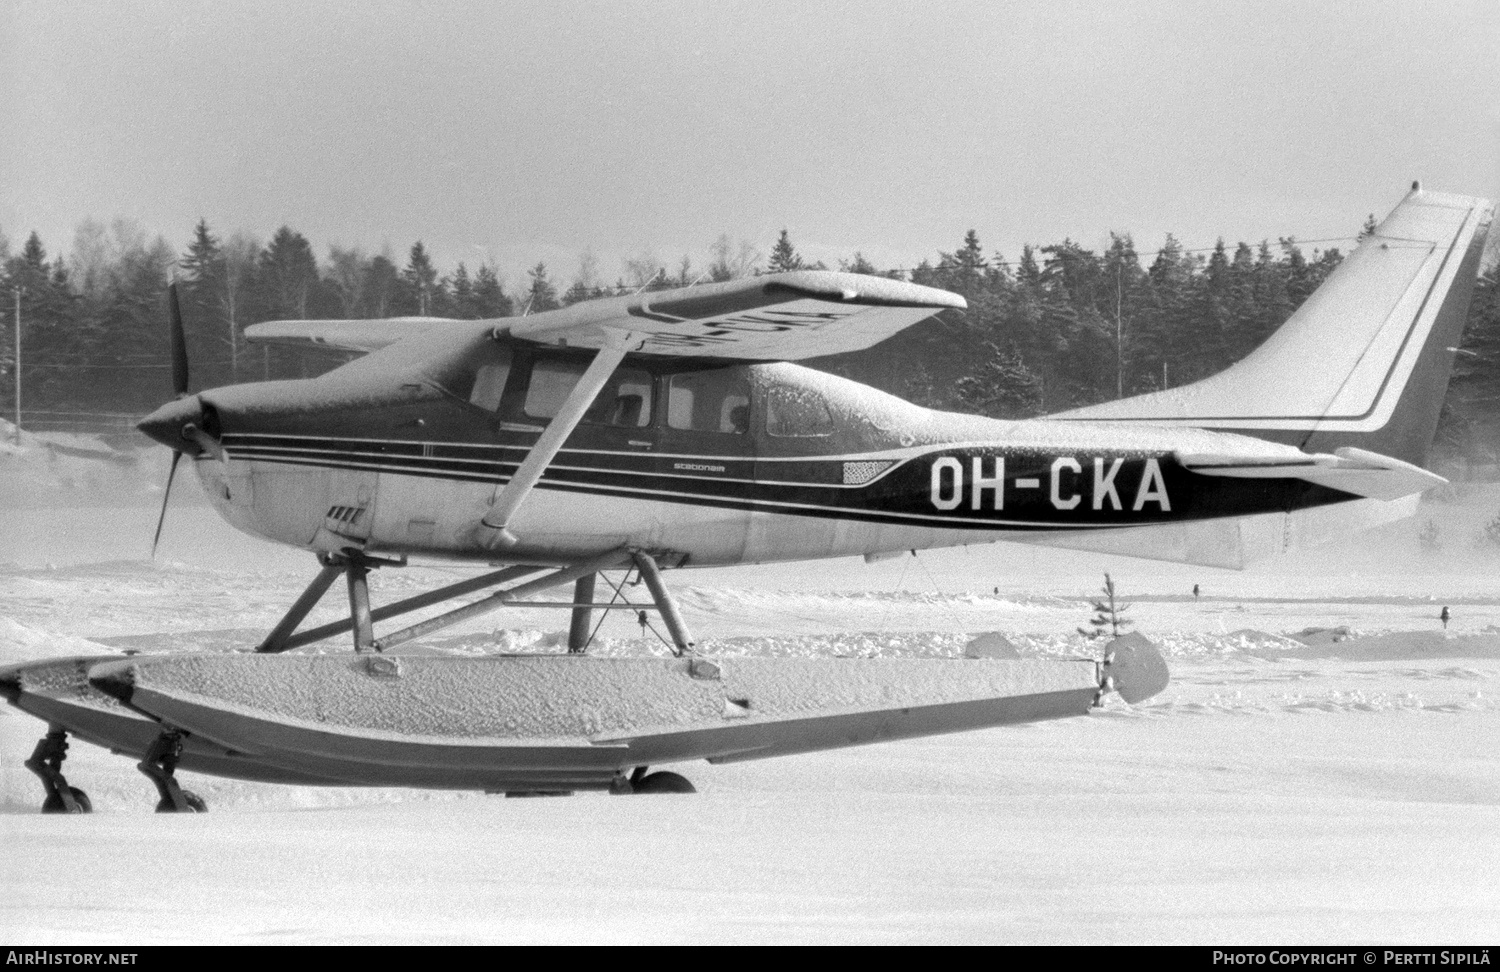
[346,556,375,653]
[567,573,596,654]
[138,731,207,813]
[25,726,91,814]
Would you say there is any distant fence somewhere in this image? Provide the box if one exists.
[4,410,151,449]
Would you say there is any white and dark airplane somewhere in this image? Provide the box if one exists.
[3,185,1492,812]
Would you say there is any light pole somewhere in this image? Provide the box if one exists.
[12,286,20,445]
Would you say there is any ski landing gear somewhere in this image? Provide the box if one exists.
[610,766,696,795]
[138,730,207,813]
[25,727,92,814]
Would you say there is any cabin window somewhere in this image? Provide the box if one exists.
[524,359,587,418]
[468,355,512,411]
[766,384,834,437]
[667,369,751,434]
[524,358,654,427]
[585,367,653,427]
[432,342,512,411]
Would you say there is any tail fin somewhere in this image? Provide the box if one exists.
[1054,186,1495,468]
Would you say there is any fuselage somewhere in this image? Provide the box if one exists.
[141,321,1359,569]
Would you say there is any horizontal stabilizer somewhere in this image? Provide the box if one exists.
[244,271,966,361]
[1018,494,1421,570]
[1177,445,1446,501]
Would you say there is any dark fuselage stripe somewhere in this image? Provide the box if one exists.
[219,450,1127,531]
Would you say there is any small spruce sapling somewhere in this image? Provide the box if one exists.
[1079,573,1132,640]
[1418,519,1440,553]
[1482,511,1500,549]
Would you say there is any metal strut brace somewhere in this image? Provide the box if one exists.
[632,550,694,656]
[255,561,343,653]
[370,547,634,653]
[481,331,638,546]
[259,564,546,654]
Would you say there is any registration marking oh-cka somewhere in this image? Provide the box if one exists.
[928,455,1171,513]
[639,308,860,351]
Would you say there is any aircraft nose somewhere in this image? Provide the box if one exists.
[136,396,206,453]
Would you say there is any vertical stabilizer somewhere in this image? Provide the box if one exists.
[1053,187,1494,468]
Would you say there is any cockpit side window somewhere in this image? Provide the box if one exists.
[525,359,587,419]
[667,369,751,434]
[523,357,654,427]
[766,384,834,437]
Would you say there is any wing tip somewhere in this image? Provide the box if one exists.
[766,270,967,310]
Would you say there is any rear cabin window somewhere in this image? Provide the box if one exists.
[667,369,751,434]
[524,359,654,427]
[766,384,834,437]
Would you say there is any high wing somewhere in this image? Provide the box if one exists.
[243,316,475,354]
[244,270,966,360]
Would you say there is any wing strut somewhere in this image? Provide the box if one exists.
[480,330,639,547]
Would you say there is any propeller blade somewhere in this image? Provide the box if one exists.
[168,282,189,398]
[151,450,183,559]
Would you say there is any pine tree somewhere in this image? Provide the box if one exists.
[954,344,1045,418]
[768,229,803,273]
[448,263,476,318]
[178,219,234,389]
[1079,574,1132,640]
[525,262,559,313]
[255,227,320,321]
[938,229,986,293]
[473,264,512,317]
[400,242,440,316]
[1442,262,1500,463]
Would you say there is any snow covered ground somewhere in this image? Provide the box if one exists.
[3,464,1500,943]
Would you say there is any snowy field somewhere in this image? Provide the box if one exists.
[3,448,1500,943]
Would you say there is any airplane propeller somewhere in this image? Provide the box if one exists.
[169,280,189,398]
[149,283,190,558]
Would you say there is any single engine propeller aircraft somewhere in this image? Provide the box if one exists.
[2,185,1491,812]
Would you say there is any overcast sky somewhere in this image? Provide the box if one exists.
[2,0,1496,287]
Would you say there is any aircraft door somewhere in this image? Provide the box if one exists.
[489,352,662,550]
[656,365,756,562]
